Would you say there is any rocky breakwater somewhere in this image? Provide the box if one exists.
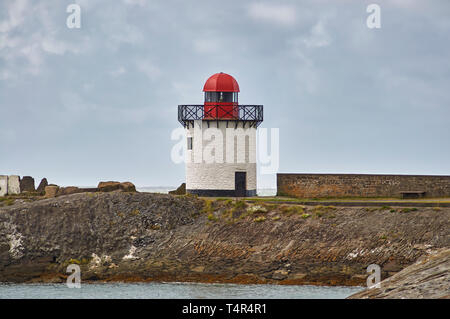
[0,194,449,285]
[349,248,449,298]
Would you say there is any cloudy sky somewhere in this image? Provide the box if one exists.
[1,0,449,188]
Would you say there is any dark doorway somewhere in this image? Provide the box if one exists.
[235,172,247,197]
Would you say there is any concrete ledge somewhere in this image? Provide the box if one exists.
[246,199,450,207]
[187,189,257,197]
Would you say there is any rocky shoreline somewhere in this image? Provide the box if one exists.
[348,248,449,299]
[0,192,449,288]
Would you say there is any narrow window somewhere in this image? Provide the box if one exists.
[187,137,193,150]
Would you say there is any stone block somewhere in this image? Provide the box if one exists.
[57,186,82,196]
[20,176,35,192]
[97,181,136,192]
[36,178,48,193]
[44,186,59,198]
[0,176,8,196]
[8,175,20,195]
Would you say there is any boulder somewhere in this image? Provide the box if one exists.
[57,186,82,196]
[7,175,21,195]
[169,183,186,195]
[98,181,136,193]
[119,182,136,192]
[0,176,7,196]
[98,181,121,192]
[20,176,35,192]
[36,178,48,194]
[44,186,59,198]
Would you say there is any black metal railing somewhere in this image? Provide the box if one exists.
[178,104,263,128]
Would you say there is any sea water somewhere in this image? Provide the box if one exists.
[137,187,277,196]
[0,282,363,299]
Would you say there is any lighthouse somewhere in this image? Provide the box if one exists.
[178,72,263,197]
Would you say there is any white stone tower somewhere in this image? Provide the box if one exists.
[178,72,263,197]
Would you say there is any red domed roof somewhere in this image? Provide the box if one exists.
[203,72,240,92]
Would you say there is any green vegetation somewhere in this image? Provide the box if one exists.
[129,209,140,216]
[301,213,311,219]
[246,205,268,214]
[312,205,336,218]
[68,258,81,264]
[253,216,266,222]
[0,197,15,206]
[201,200,214,214]
[280,205,305,216]
[207,213,218,221]
[116,211,125,218]
[399,207,418,213]
[234,200,248,210]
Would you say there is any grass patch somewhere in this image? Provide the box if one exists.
[253,216,266,222]
[280,205,305,216]
[129,209,140,216]
[234,200,248,210]
[201,200,214,214]
[0,197,15,206]
[301,213,311,219]
[399,207,418,213]
[246,205,268,214]
[116,211,125,218]
[312,205,336,218]
[207,213,218,221]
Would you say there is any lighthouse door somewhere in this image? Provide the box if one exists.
[235,172,247,197]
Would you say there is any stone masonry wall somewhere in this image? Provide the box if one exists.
[185,120,257,191]
[277,173,450,198]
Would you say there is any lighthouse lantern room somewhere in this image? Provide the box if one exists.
[178,72,263,197]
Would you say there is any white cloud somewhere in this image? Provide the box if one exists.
[193,38,222,54]
[0,2,90,81]
[0,0,28,33]
[123,0,147,6]
[302,18,332,48]
[41,37,76,55]
[136,60,161,80]
[247,3,296,26]
[110,66,127,77]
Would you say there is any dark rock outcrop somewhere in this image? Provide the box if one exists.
[44,186,59,198]
[19,176,35,192]
[57,186,82,196]
[98,181,136,193]
[36,178,48,194]
[0,194,448,285]
[348,248,450,299]
[169,183,186,195]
